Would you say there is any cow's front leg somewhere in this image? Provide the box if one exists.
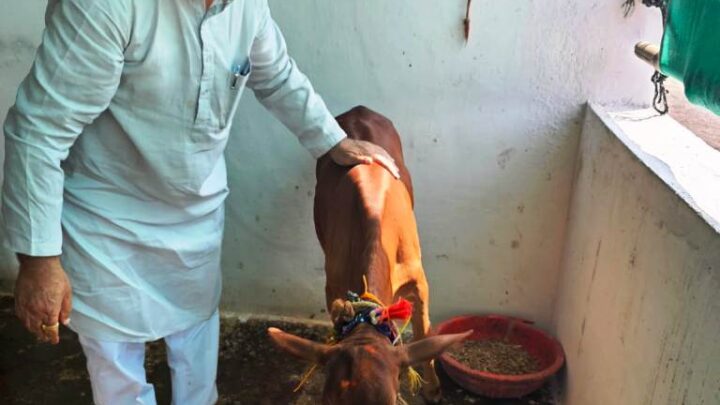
[407,277,442,403]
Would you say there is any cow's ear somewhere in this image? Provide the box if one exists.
[398,330,473,366]
[268,327,334,365]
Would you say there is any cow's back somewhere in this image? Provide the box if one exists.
[321,106,413,200]
[314,107,419,307]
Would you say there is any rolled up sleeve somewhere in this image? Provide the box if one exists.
[1,0,127,256]
[248,2,346,159]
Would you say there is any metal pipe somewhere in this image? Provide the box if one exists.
[635,41,661,70]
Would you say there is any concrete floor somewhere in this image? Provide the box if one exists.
[0,296,556,404]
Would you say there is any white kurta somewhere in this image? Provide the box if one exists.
[2,0,346,341]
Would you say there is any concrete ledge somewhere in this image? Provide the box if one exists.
[553,104,720,404]
[590,103,720,235]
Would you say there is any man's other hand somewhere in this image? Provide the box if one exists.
[14,255,72,344]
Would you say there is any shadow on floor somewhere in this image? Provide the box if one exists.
[0,296,556,404]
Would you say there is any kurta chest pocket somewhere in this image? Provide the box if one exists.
[218,57,252,128]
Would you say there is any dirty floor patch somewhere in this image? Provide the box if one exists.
[0,296,556,404]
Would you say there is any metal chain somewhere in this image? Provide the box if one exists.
[642,0,666,7]
[624,0,670,114]
[653,0,669,114]
[652,71,669,114]
[624,0,667,16]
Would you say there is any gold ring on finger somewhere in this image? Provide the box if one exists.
[41,322,59,333]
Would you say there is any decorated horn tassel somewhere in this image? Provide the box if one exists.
[380,298,413,322]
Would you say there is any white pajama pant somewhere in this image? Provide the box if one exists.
[78,311,220,405]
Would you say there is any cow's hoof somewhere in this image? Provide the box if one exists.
[421,385,443,404]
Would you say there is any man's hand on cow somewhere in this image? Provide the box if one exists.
[14,255,72,344]
[329,138,401,179]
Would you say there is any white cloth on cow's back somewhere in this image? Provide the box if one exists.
[1,0,346,341]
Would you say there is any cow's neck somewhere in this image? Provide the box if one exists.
[326,239,394,307]
[363,270,393,305]
[358,235,394,304]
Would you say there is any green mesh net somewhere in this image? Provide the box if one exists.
[660,0,720,115]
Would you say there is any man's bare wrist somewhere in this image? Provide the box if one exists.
[16,254,61,267]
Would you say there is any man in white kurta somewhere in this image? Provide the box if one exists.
[2,0,398,403]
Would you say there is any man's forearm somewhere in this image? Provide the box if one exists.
[247,8,347,159]
[2,0,127,259]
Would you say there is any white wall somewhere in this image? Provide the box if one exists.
[553,106,720,405]
[0,1,662,326]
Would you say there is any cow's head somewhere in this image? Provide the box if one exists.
[268,308,470,405]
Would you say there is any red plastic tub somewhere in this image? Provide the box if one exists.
[436,315,564,398]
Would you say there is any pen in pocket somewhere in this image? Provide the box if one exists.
[231,59,252,90]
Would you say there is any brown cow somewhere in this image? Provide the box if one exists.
[269,106,470,404]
